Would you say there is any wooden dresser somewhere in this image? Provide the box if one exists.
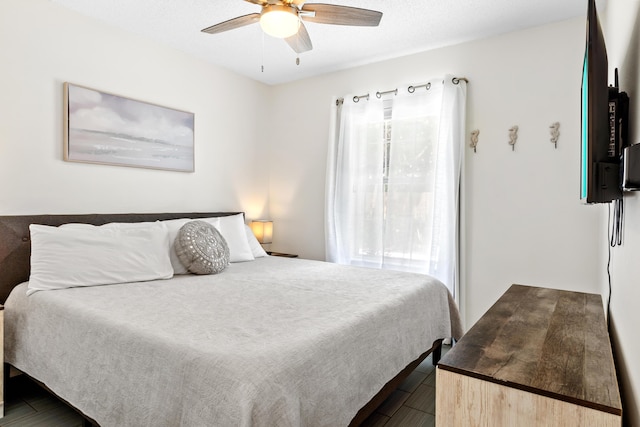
[436,284,622,426]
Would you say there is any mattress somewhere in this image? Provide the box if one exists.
[4,256,462,426]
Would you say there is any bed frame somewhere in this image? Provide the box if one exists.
[0,212,442,426]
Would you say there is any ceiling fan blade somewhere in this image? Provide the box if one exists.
[201,13,261,34]
[301,4,382,26]
[285,21,313,53]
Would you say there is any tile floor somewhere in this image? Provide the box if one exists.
[360,348,444,427]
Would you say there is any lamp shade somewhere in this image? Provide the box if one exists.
[259,5,300,38]
[250,220,273,244]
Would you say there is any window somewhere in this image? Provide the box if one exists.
[326,76,466,298]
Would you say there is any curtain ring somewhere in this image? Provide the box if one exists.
[408,83,430,94]
[452,77,460,84]
[375,89,398,99]
[353,96,360,103]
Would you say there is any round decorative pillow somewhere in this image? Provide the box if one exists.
[174,220,230,275]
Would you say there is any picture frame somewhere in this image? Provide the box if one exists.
[63,82,195,172]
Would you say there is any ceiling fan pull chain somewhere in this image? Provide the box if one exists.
[261,30,265,73]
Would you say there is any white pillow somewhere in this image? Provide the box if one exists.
[28,222,173,295]
[63,219,191,274]
[245,224,268,258]
[201,214,255,262]
[161,218,193,274]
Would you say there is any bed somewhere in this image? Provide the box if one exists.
[0,212,462,426]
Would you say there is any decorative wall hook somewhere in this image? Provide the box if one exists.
[508,125,519,151]
[470,130,479,153]
[550,122,560,148]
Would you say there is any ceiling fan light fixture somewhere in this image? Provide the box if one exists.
[260,5,300,39]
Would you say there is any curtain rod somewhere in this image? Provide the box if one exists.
[336,76,468,106]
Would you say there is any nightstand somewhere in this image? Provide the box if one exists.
[267,252,298,258]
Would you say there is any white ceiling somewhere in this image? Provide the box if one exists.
[51,0,594,86]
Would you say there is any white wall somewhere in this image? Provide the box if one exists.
[602,1,640,425]
[268,18,605,328]
[0,0,271,219]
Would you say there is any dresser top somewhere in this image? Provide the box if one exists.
[439,284,622,415]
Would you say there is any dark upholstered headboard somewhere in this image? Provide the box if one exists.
[0,212,243,304]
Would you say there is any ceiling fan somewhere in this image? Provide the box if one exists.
[201,0,383,54]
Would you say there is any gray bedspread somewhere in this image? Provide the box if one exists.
[4,257,462,427]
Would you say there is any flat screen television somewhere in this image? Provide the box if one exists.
[581,0,622,203]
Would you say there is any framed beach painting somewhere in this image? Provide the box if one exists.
[64,83,195,172]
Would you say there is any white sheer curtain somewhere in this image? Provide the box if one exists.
[326,93,385,264]
[326,75,466,298]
